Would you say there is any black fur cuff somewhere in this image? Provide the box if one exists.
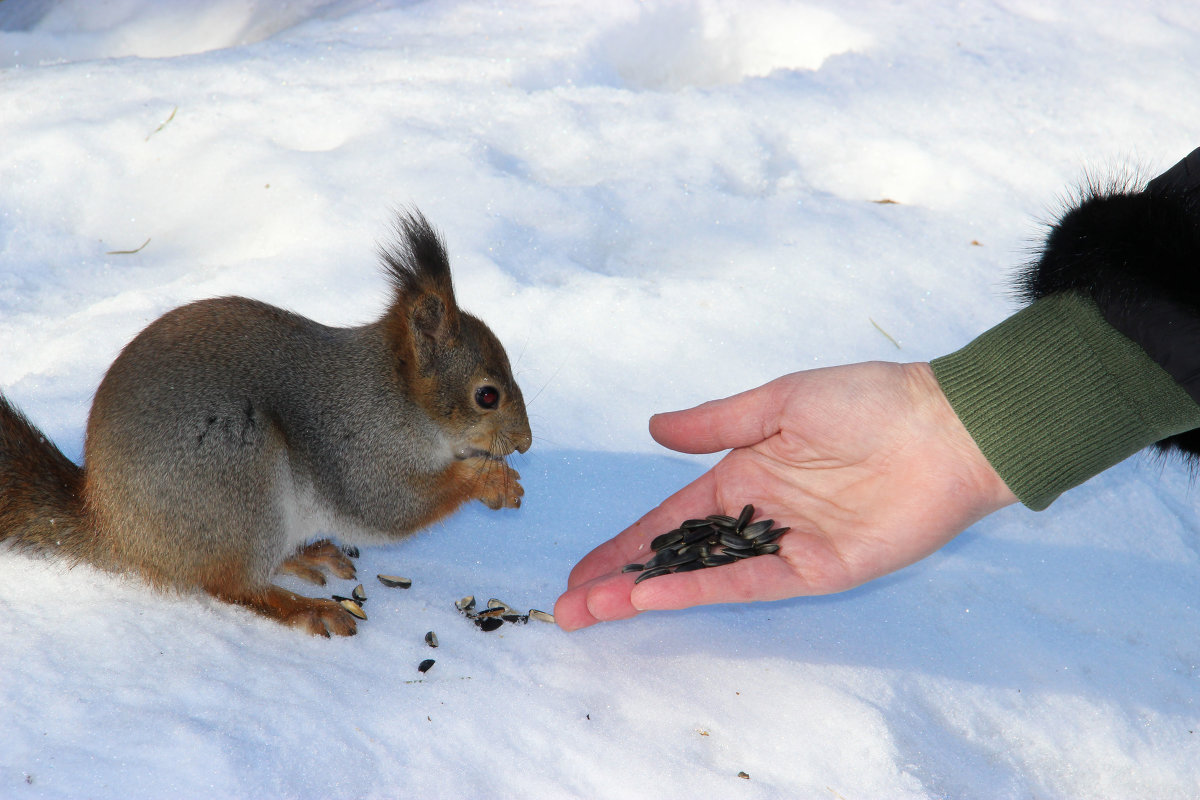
[1015,147,1200,457]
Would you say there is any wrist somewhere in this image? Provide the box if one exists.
[903,361,1019,516]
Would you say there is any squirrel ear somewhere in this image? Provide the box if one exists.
[379,209,458,310]
[410,293,452,344]
[379,209,461,372]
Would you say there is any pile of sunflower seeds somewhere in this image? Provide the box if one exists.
[622,504,788,584]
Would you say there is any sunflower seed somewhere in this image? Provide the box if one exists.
[680,518,712,529]
[378,574,412,589]
[528,609,556,624]
[718,532,755,550]
[418,658,435,674]
[672,561,706,573]
[676,543,709,559]
[725,548,757,559]
[735,504,755,532]
[751,528,787,547]
[622,563,645,573]
[706,514,738,530]
[425,631,439,648]
[634,567,671,584]
[643,548,681,570]
[660,550,702,569]
[754,543,781,556]
[700,554,736,567]
[740,519,774,539]
[683,525,717,545]
[650,530,685,550]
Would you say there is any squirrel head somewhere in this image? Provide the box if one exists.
[379,211,532,460]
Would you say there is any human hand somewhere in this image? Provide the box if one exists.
[554,361,1017,631]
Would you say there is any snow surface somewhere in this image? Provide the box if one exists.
[2,1,1199,797]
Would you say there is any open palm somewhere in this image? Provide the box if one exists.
[555,362,1016,631]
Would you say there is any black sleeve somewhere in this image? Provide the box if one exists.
[1014,147,1200,458]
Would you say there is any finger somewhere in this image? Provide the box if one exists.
[566,469,721,589]
[649,377,789,454]
[554,573,642,632]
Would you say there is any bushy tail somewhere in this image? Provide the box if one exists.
[0,394,93,562]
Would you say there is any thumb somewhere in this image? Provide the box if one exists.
[649,378,787,454]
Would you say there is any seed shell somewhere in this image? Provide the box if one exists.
[378,574,412,589]
[528,609,556,623]
[475,607,507,619]
[476,617,504,632]
[338,598,367,620]
[455,595,477,613]
[418,658,435,674]
[487,598,512,611]
[352,584,367,602]
[502,613,529,624]
[425,631,439,648]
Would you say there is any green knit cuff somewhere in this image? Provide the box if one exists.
[931,292,1200,510]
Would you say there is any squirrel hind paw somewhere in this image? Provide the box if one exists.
[209,584,359,637]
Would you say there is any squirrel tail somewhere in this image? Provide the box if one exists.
[0,393,93,563]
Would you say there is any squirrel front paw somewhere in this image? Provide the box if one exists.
[277,538,358,585]
[474,460,524,510]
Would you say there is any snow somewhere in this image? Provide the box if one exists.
[2,0,1199,797]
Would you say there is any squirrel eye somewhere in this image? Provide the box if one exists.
[475,385,500,410]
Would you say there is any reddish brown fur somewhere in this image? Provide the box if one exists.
[278,539,358,585]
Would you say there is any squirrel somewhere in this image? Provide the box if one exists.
[0,210,531,636]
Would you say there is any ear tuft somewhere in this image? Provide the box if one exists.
[378,209,456,302]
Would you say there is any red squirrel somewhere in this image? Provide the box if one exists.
[0,211,531,636]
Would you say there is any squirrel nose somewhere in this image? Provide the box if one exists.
[513,427,532,454]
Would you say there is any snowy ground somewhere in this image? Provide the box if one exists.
[2,1,1199,797]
